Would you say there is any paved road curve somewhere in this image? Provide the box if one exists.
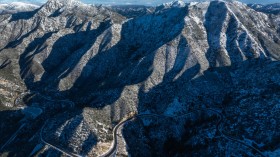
[202,108,266,157]
[40,121,82,157]
[39,108,266,157]
[100,108,266,157]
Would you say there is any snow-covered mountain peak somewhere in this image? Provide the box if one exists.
[8,2,39,7]
[0,2,39,14]
[163,0,186,8]
[39,0,91,16]
[44,0,82,8]
[171,0,186,7]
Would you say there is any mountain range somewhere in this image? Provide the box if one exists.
[0,0,279,156]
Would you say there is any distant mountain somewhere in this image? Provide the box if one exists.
[248,3,280,15]
[108,5,154,18]
[248,3,280,34]
[0,2,39,14]
[0,0,279,156]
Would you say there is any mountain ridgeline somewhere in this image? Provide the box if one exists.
[0,0,279,106]
[0,0,280,156]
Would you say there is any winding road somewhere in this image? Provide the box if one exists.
[100,108,266,157]
[40,121,82,157]
[38,107,266,157]
[202,108,266,157]
[100,112,199,157]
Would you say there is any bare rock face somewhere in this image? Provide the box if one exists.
[0,0,279,156]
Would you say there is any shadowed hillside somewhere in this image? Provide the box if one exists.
[0,0,279,156]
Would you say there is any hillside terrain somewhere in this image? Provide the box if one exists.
[248,3,280,15]
[0,0,280,156]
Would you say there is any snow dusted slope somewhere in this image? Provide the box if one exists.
[0,0,280,156]
[248,3,280,15]
[163,0,186,8]
[248,3,280,34]
[109,5,154,18]
[0,0,279,118]
[0,2,39,14]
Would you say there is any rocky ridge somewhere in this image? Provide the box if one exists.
[0,0,279,156]
[0,2,39,14]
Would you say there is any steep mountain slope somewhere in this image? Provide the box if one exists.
[0,0,279,156]
[248,3,280,34]
[248,3,280,15]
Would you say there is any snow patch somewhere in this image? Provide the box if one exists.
[162,0,186,8]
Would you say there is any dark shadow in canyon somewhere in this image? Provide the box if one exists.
[0,6,189,156]
[123,59,280,157]
[9,6,42,22]
[0,19,41,51]
[204,1,229,68]
[0,58,11,69]
[2,2,279,155]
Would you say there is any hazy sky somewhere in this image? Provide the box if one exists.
[0,0,279,5]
